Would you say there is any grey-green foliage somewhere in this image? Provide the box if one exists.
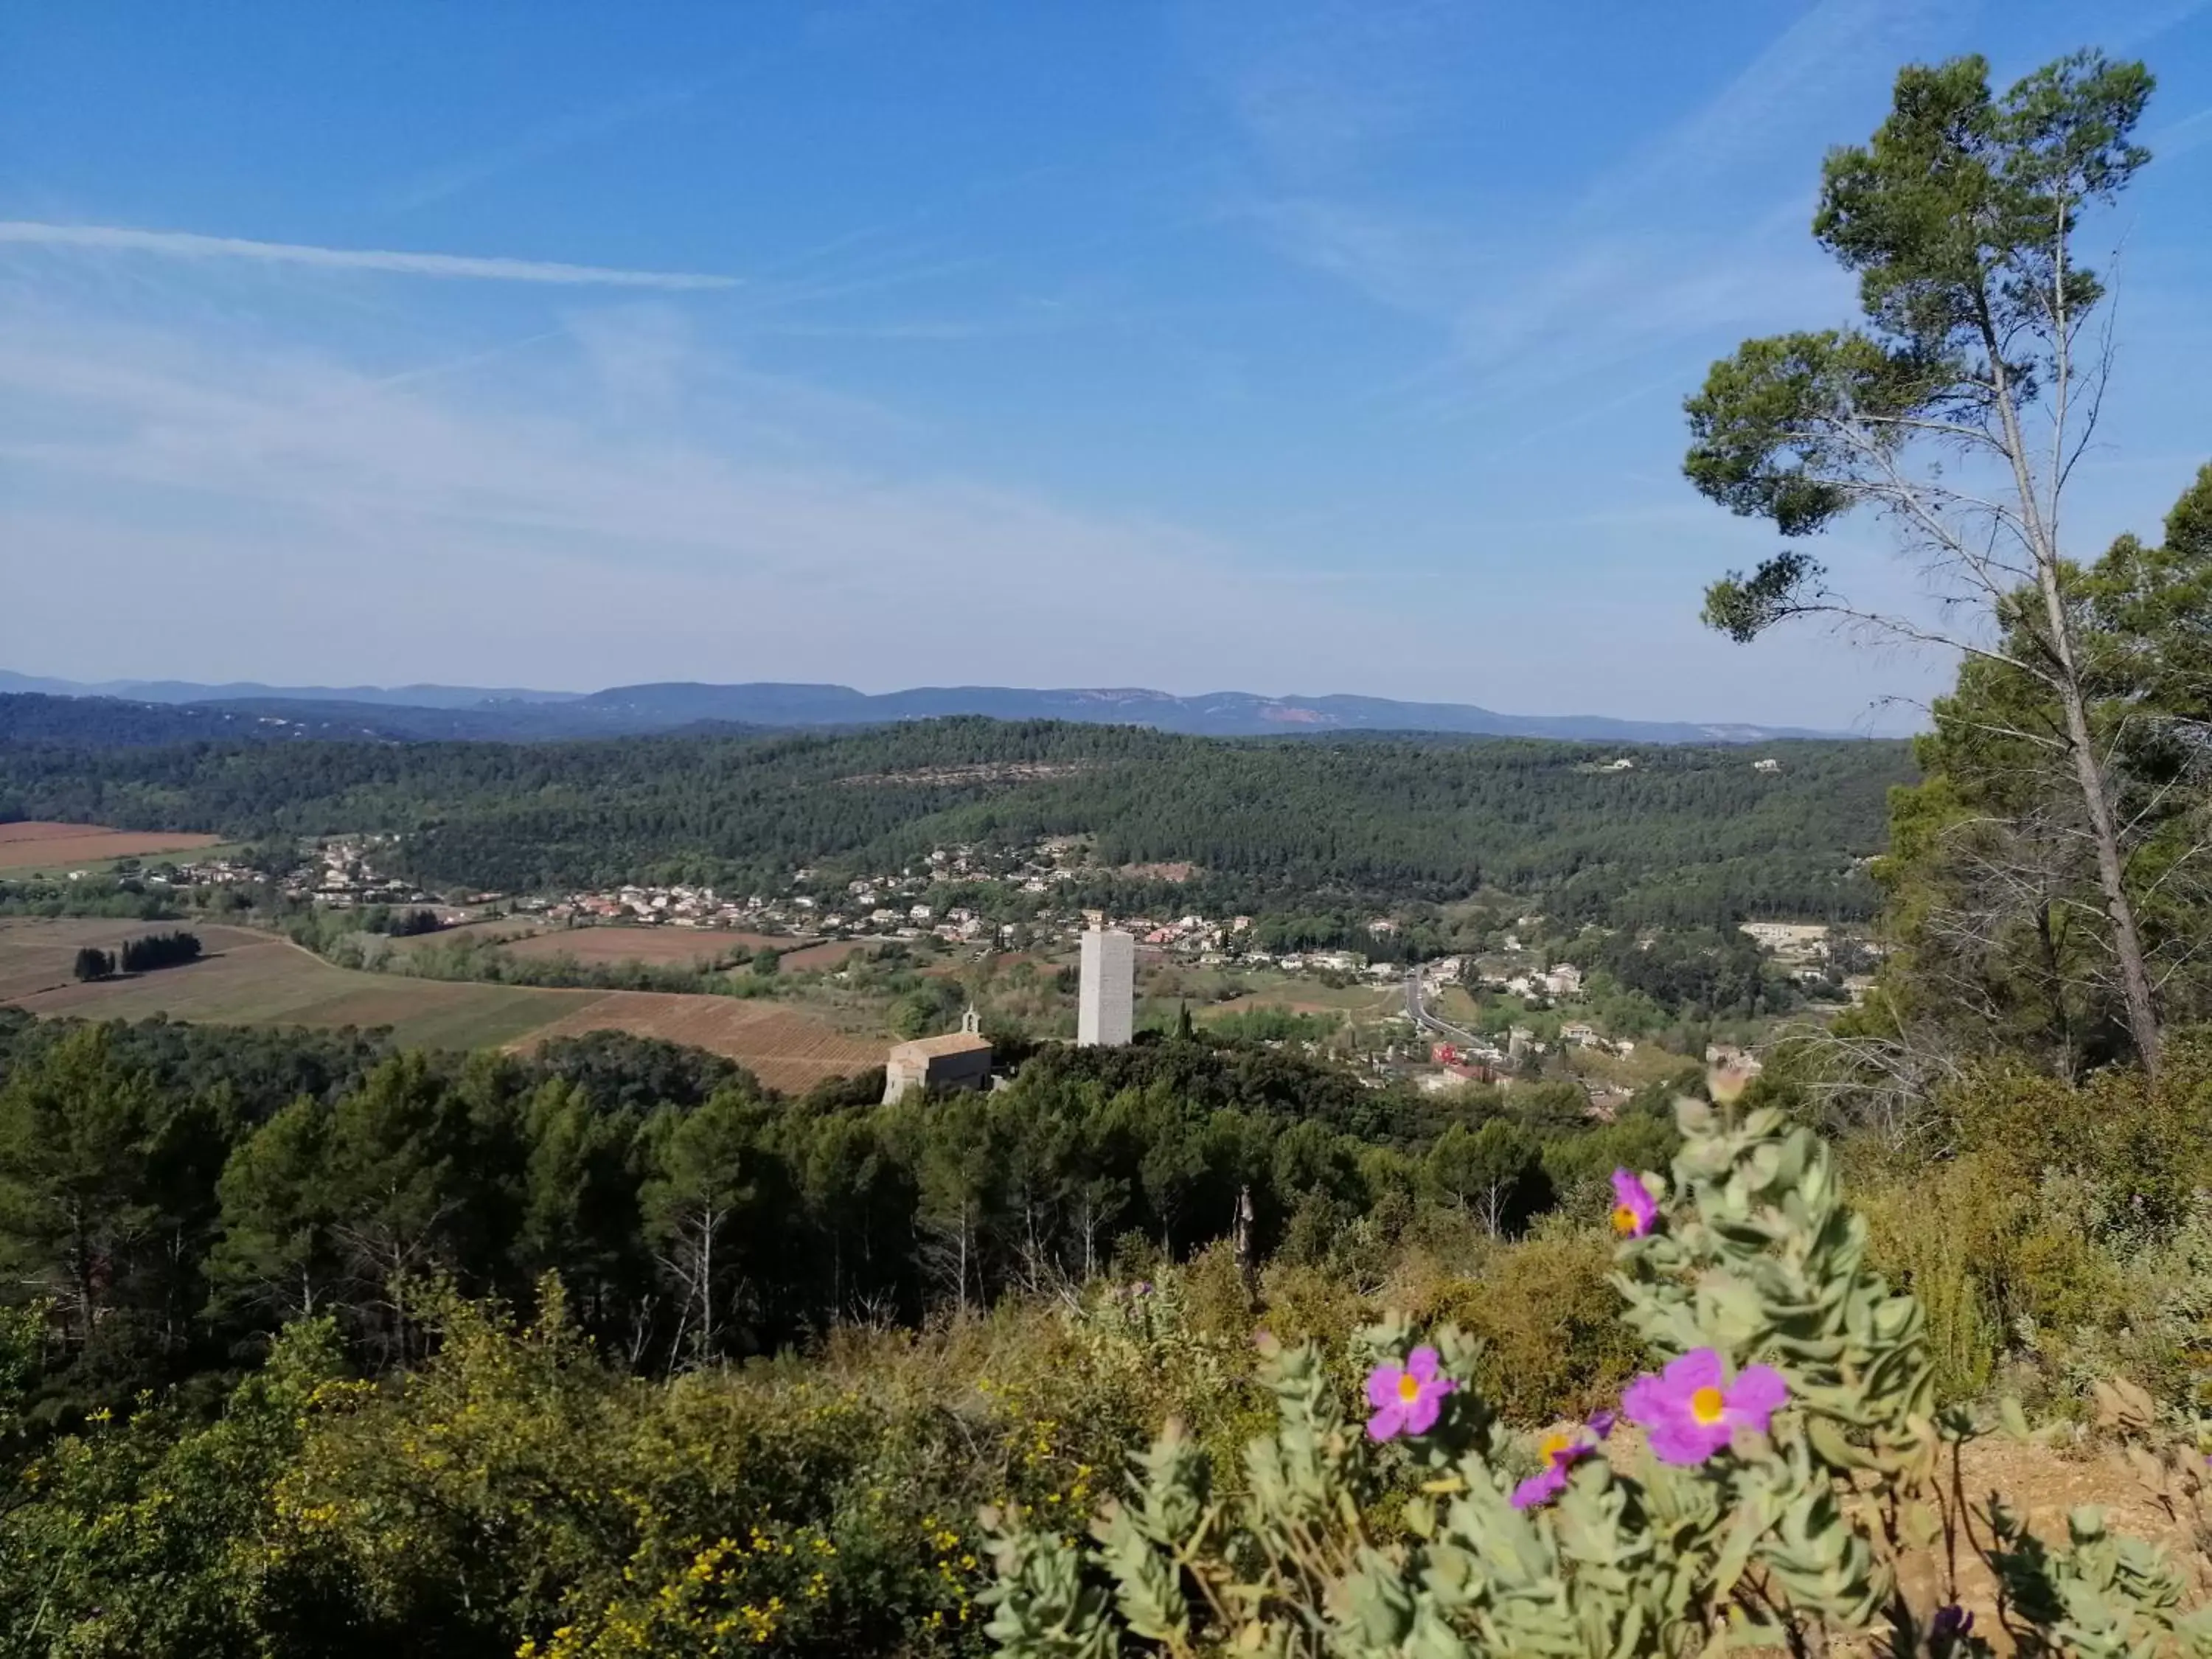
[1989,1500,2209,1659]
[982,1093,2212,1658]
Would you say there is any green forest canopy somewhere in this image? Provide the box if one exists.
[0,720,1914,927]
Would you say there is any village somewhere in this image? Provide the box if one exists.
[116,830,1877,1107]
[161,834,1849,979]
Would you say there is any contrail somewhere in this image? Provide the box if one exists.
[0,220,739,291]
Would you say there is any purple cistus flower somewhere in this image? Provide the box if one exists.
[1585,1408,1617,1441]
[1610,1169,1660,1239]
[1621,1348,1787,1465]
[1510,1427,1596,1509]
[1365,1346,1456,1441]
[1930,1605,1974,1644]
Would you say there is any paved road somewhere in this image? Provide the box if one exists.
[1402,970,1484,1048]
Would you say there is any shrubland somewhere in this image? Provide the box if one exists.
[0,1009,1674,1419]
[3,1023,2209,1655]
[0,41,2207,1659]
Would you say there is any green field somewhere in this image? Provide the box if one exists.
[40,843,256,880]
[1189,973,1398,1020]
[0,919,602,1049]
[0,919,886,1088]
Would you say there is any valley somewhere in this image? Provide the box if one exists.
[0,918,883,1091]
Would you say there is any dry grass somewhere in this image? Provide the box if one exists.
[0,822,223,872]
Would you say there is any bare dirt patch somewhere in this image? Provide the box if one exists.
[0,823,223,872]
[1891,1434,2205,1648]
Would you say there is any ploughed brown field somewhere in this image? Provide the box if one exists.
[0,919,885,1093]
[511,992,883,1092]
[0,821,224,872]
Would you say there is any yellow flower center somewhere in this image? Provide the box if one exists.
[1610,1203,1640,1234]
[1397,1372,1423,1402]
[1690,1385,1727,1425]
[1538,1431,1576,1462]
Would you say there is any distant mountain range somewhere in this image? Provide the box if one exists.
[0,671,1848,745]
[0,670,580,710]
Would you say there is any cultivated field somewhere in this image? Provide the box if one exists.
[512,991,883,1093]
[0,919,601,1049]
[0,919,886,1091]
[780,939,872,973]
[0,821,224,873]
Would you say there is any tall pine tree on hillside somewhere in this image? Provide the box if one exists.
[1683,51,2177,1071]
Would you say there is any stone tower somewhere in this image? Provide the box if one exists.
[1077,927,1135,1047]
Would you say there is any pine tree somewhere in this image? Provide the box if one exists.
[0,1026,163,1348]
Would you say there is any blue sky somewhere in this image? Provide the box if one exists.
[2,1,2208,729]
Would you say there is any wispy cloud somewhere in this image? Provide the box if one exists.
[1194,0,1479,178]
[382,83,709,212]
[1582,0,1941,222]
[0,266,1923,723]
[2112,0,2212,48]
[2153,104,2212,160]
[1228,0,1935,420]
[0,296,1474,700]
[0,222,739,290]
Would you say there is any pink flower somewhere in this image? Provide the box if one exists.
[1365,1346,1455,1441]
[1621,1348,1787,1465]
[1510,1426,1596,1509]
[1508,1408,1617,1509]
[1610,1169,1659,1239]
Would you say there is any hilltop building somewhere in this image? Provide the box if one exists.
[883,1006,993,1102]
[1078,927,1135,1047]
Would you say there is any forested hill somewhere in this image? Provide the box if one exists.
[4,674,1843,742]
[0,690,768,747]
[0,718,1915,925]
[0,692,383,748]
